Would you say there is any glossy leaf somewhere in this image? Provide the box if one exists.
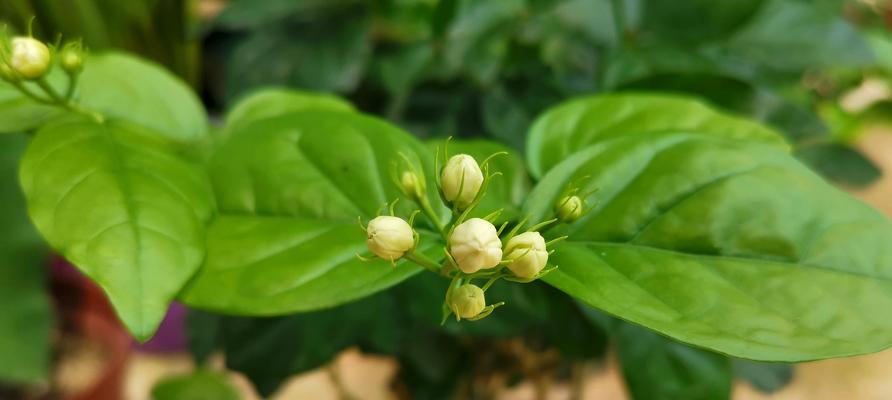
[78,52,208,142]
[526,94,788,177]
[0,135,51,383]
[617,322,731,400]
[526,132,892,361]
[180,112,445,314]
[151,370,240,400]
[225,87,355,132]
[19,118,215,340]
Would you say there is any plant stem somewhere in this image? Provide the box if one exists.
[64,73,79,100]
[9,81,54,104]
[404,251,442,274]
[35,77,67,104]
[418,197,447,238]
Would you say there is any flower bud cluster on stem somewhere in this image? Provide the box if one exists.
[360,139,595,322]
[0,32,99,122]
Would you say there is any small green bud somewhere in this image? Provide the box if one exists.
[399,170,425,200]
[450,284,486,319]
[366,216,415,261]
[9,37,51,79]
[59,48,84,73]
[555,195,585,223]
[440,154,483,209]
[503,231,548,279]
[448,218,502,274]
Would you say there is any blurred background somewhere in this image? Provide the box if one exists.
[2,0,892,399]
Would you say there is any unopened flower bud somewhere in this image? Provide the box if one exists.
[450,284,485,319]
[59,49,83,73]
[555,195,585,223]
[503,232,548,279]
[399,170,425,199]
[366,216,415,261]
[9,37,51,79]
[441,154,483,209]
[448,218,502,273]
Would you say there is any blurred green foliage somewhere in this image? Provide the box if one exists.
[203,0,887,189]
[0,0,199,84]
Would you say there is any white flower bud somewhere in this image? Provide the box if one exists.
[450,284,485,319]
[366,216,414,261]
[555,195,584,223]
[503,232,548,279]
[399,170,425,199]
[448,218,502,274]
[440,154,483,209]
[9,37,51,79]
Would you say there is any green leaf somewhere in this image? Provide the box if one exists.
[225,11,372,100]
[796,143,881,188]
[151,370,240,400]
[442,0,525,83]
[726,0,873,71]
[78,52,208,142]
[0,135,51,384]
[0,82,64,134]
[19,118,215,341]
[426,138,529,222]
[732,359,793,393]
[180,111,445,315]
[638,0,763,45]
[225,87,355,132]
[526,93,788,178]
[616,322,732,400]
[526,132,892,361]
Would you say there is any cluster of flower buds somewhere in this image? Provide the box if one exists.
[361,143,593,323]
[0,33,86,108]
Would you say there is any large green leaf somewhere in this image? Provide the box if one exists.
[78,52,208,142]
[616,322,731,400]
[0,135,51,384]
[19,118,215,340]
[525,132,892,361]
[525,93,788,177]
[225,88,355,132]
[180,111,445,315]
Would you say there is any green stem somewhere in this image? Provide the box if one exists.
[64,73,79,100]
[9,81,54,104]
[419,197,448,238]
[404,251,442,274]
[35,77,67,104]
